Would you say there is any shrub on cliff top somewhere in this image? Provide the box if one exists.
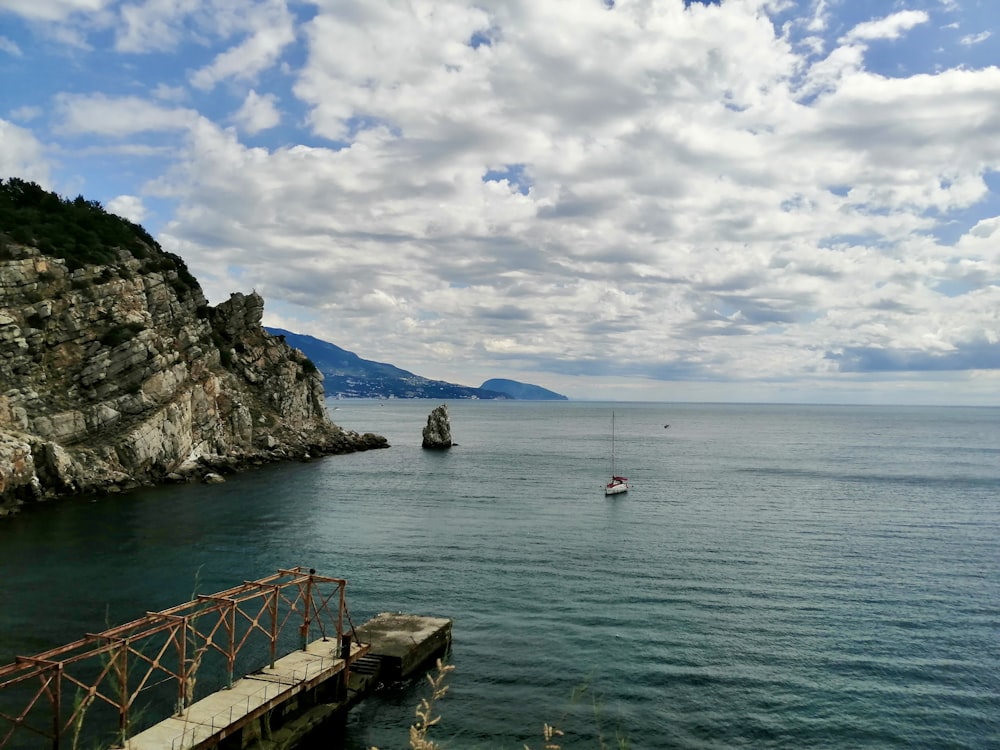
[0,177,158,269]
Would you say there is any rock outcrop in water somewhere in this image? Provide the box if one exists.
[0,180,387,515]
[421,404,453,449]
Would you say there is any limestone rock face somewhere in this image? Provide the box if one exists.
[0,242,387,515]
[421,404,453,449]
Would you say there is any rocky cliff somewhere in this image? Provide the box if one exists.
[0,182,386,515]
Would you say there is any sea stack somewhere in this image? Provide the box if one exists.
[421,404,453,449]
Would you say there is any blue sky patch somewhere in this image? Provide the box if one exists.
[469,30,493,49]
[483,164,531,195]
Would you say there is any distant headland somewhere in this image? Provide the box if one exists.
[266,328,568,401]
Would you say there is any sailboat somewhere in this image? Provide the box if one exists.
[605,412,630,496]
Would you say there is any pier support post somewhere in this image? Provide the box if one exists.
[339,633,352,699]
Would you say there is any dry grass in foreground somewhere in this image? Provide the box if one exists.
[370,659,629,750]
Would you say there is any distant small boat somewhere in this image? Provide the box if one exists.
[605,412,629,496]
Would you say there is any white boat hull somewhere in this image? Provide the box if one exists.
[605,479,629,496]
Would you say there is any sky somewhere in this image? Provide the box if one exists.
[2,0,999,405]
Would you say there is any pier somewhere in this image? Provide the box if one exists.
[0,569,451,750]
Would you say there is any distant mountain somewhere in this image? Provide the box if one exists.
[266,328,511,400]
[480,378,568,400]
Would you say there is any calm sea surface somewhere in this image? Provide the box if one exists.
[1,401,999,749]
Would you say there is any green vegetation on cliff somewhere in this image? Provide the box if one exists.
[0,178,153,265]
[0,179,195,294]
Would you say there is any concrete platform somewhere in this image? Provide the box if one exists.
[353,613,452,681]
[125,638,368,750]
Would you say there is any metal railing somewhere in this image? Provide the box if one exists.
[0,568,350,750]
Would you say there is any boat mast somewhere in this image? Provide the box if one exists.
[610,411,616,477]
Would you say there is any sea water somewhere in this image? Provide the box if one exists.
[0,401,998,749]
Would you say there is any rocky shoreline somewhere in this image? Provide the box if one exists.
[0,428,388,516]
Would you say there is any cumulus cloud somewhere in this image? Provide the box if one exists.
[0,36,23,56]
[54,94,198,136]
[805,0,831,33]
[840,10,929,43]
[967,216,1000,239]
[960,31,991,46]
[188,1,296,90]
[152,84,187,103]
[8,105,42,122]
[112,0,290,56]
[0,0,107,22]
[233,90,281,134]
[115,4,175,52]
[146,2,1000,392]
[0,119,51,185]
[106,194,148,223]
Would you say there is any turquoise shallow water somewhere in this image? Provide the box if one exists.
[1,401,999,748]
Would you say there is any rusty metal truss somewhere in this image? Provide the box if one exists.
[0,567,353,750]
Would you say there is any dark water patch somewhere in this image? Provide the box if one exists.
[736,465,1000,490]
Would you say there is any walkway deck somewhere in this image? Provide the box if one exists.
[125,638,369,750]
